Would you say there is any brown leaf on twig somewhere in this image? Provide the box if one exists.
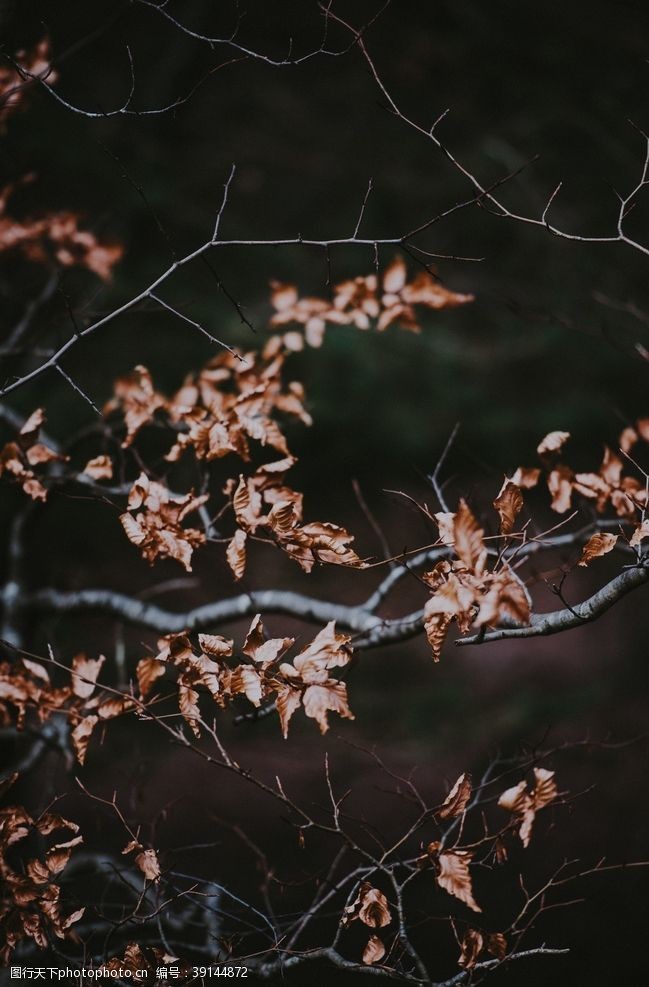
[630,519,649,548]
[436,850,481,912]
[434,511,456,546]
[301,681,354,735]
[122,842,161,882]
[438,772,472,820]
[226,528,247,580]
[70,716,98,765]
[487,932,507,960]
[136,657,166,698]
[81,455,113,480]
[105,366,166,447]
[493,479,523,535]
[537,431,570,456]
[577,532,618,566]
[70,653,105,699]
[342,882,392,929]
[498,768,558,846]
[453,500,487,575]
[458,928,484,970]
[362,935,386,966]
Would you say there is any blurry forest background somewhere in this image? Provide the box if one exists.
[2,1,649,984]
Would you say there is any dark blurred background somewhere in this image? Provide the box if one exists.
[2,1,649,984]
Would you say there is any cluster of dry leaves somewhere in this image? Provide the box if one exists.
[517,424,649,531]
[0,409,64,501]
[1,41,122,279]
[339,767,559,968]
[106,342,367,575]
[0,774,84,963]
[0,250,473,581]
[0,651,134,765]
[0,38,56,128]
[419,421,649,659]
[137,615,354,738]
[0,180,123,280]
[0,616,355,761]
[270,256,474,347]
[423,492,530,659]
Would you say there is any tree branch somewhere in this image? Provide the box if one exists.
[458,561,649,646]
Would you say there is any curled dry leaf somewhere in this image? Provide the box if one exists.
[290,621,352,676]
[474,567,530,628]
[459,929,507,970]
[71,653,105,699]
[81,455,113,480]
[70,716,98,765]
[453,500,487,575]
[459,928,484,970]
[342,882,392,929]
[547,466,574,513]
[362,935,386,966]
[487,932,508,960]
[434,511,456,546]
[577,532,618,566]
[277,621,354,736]
[537,430,570,456]
[510,466,541,489]
[122,842,161,882]
[105,366,166,446]
[243,614,294,666]
[301,681,354,734]
[498,767,558,847]
[226,528,247,580]
[422,507,530,658]
[438,772,472,820]
[275,687,303,738]
[436,850,481,913]
[136,657,166,698]
[493,478,523,535]
[630,518,649,548]
[423,609,453,663]
[178,683,201,737]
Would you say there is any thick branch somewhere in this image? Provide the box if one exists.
[18,584,428,650]
[458,562,649,645]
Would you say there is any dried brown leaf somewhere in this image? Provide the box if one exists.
[71,716,98,765]
[82,455,113,480]
[537,431,570,456]
[136,657,166,698]
[362,935,386,966]
[226,528,247,580]
[71,653,105,699]
[459,928,484,970]
[436,851,481,912]
[453,500,487,575]
[493,479,523,535]
[302,680,354,734]
[577,532,618,566]
[438,772,472,820]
